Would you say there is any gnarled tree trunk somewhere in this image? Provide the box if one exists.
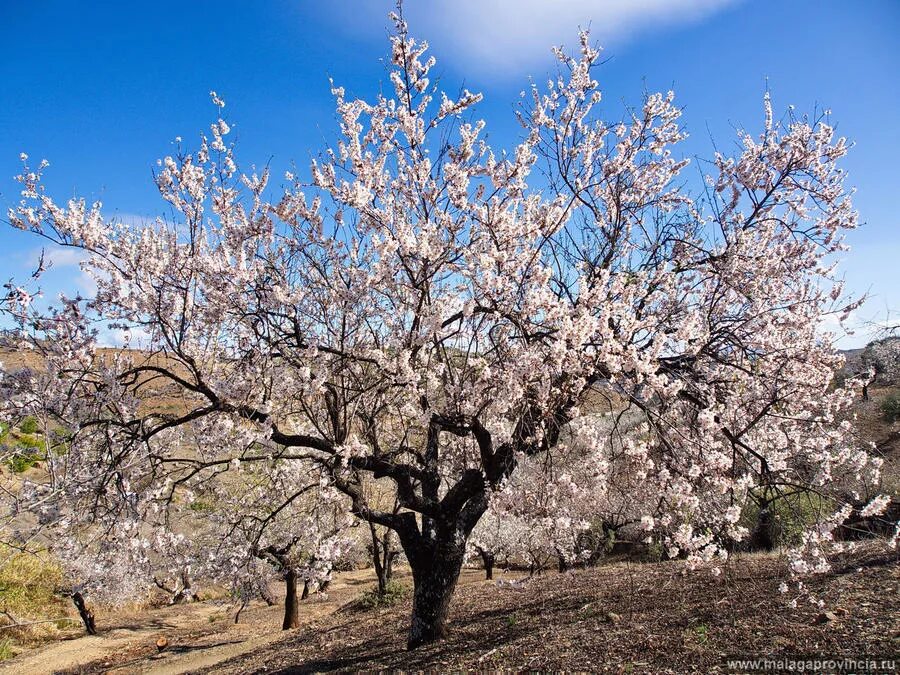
[405,532,467,650]
[340,414,528,649]
[476,546,495,580]
[172,570,195,603]
[749,504,775,552]
[258,580,278,606]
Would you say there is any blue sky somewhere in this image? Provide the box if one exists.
[1,1,898,346]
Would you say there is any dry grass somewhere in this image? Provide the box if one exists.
[0,547,75,658]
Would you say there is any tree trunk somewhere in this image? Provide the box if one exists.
[477,547,495,580]
[749,504,775,552]
[259,581,277,606]
[370,521,396,595]
[385,551,397,587]
[71,592,97,635]
[405,535,466,650]
[301,579,310,600]
[370,521,387,595]
[282,569,300,630]
[382,529,396,588]
[172,570,194,604]
[180,570,194,600]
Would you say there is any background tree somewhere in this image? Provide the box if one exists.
[862,336,900,392]
[158,441,356,630]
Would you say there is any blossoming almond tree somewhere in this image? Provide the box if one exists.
[197,456,356,629]
[2,12,891,649]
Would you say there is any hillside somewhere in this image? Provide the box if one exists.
[1,543,895,674]
[195,545,900,673]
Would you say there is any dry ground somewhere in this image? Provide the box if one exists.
[198,545,900,674]
[0,567,419,675]
[4,544,896,674]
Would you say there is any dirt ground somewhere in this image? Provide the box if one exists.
[0,567,419,675]
[3,544,897,674]
[199,545,900,674]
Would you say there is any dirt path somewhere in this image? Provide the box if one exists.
[1,566,407,675]
[0,601,223,674]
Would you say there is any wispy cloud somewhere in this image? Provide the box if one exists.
[819,306,899,350]
[23,244,96,297]
[26,246,86,270]
[358,0,741,77]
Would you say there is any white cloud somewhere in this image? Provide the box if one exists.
[95,324,151,349]
[21,212,155,298]
[22,245,96,298]
[25,245,85,270]
[373,0,741,77]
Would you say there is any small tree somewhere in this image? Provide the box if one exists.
[368,514,402,596]
[860,336,900,399]
[863,337,900,385]
[198,453,355,630]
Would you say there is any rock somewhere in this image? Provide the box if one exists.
[606,611,622,624]
[815,611,839,624]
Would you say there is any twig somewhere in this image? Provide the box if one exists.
[0,617,78,630]
[478,647,498,662]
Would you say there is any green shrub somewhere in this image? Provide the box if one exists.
[354,580,409,610]
[189,499,216,513]
[15,435,43,450]
[1,420,45,472]
[6,451,41,473]
[692,623,709,645]
[645,541,665,562]
[18,417,39,435]
[0,639,14,661]
[881,394,900,423]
